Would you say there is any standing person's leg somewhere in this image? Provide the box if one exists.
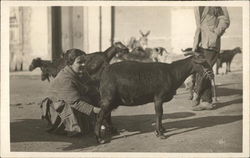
[200,49,218,101]
[193,49,218,110]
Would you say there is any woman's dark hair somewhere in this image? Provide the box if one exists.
[64,49,86,65]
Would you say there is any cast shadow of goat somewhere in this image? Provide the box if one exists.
[216,87,242,97]
[112,114,242,140]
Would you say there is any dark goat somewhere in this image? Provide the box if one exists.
[82,42,129,81]
[29,49,86,82]
[29,58,58,82]
[92,51,214,143]
[216,47,241,74]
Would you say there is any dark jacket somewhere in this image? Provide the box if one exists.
[49,65,95,115]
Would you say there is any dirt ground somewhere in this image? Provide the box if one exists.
[9,55,243,153]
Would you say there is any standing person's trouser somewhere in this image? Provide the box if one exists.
[194,49,218,103]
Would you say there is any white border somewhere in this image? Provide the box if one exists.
[1,1,249,158]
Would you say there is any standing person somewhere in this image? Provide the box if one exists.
[192,6,230,111]
[41,50,101,136]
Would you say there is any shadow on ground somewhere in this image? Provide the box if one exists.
[214,98,242,110]
[216,87,242,97]
[112,114,242,140]
[11,111,242,151]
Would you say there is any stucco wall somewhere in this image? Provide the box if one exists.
[114,6,172,50]
[114,6,242,53]
[221,7,242,50]
[9,7,49,71]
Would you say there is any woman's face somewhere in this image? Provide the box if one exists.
[71,56,85,75]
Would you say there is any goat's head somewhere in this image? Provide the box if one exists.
[29,57,42,71]
[113,42,129,57]
[41,71,50,82]
[184,51,214,80]
[234,47,242,54]
[139,30,150,49]
[80,54,109,81]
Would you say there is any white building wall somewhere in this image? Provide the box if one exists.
[170,7,196,54]
[101,7,112,51]
[29,7,49,59]
[83,6,112,53]
[9,7,49,71]
[86,6,101,53]
[114,6,172,50]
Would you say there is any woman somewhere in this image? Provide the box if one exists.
[41,50,101,136]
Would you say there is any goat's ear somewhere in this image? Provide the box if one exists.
[236,47,242,53]
[61,51,66,58]
[35,57,41,61]
[139,30,144,36]
[161,48,168,54]
[145,30,150,37]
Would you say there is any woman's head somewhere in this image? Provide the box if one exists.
[64,49,86,75]
[70,56,86,75]
[65,49,86,66]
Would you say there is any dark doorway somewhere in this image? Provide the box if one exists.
[51,7,62,61]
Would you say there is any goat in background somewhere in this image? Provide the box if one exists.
[216,47,242,74]
[127,30,150,51]
[29,49,86,82]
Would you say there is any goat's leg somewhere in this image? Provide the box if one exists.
[154,99,165,139]
[216,62,219,75]
[106,113,119,135]
[189,74,196,100]
[228,61,232,72]
[95,102,112,144]
[226,62,229,74]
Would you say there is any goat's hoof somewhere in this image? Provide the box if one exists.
[192,99,200,107]
[159,135,166,139]
[189,95,194,100]
[96,136,106,144]
[160,127,166,133]
[110,127,120,135]
[154,131,166,139]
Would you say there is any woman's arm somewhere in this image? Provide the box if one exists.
[69,80,100,115]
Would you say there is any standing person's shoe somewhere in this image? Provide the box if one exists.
[192,102,215,111]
